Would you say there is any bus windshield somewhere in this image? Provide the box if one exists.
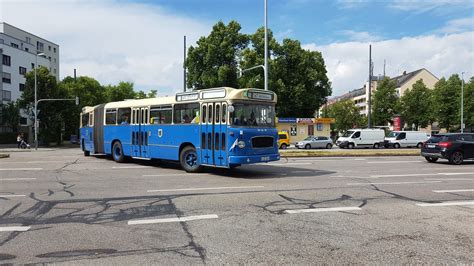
[231,103,275,127]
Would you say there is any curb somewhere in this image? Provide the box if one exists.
[0,154,10,159]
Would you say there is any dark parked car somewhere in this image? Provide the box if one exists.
[421,133,474,165]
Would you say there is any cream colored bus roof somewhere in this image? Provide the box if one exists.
[84,87,276,111]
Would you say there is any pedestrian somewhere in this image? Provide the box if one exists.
[17,133,22,149]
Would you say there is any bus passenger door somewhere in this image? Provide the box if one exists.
[201,103,213,165]
[131,108,140,157]
[140,107,149,158]
[214,102,228,167]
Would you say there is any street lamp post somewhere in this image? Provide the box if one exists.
[461,71,464,133]
[34,52,45,150]
[264,0,268,91]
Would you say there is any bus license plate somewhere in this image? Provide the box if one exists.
[261,156,270,162]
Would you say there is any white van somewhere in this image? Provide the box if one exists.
[384,131,429,148]
[336,129,385,149]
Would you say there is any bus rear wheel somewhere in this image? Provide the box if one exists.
[180,146,202,173]
[112,141,126,163]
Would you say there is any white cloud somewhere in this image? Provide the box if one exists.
[303,32,474,96]
[436,17,474,34]
[388,0,470,13]
[338,30,383,42]
[1,0,211,95]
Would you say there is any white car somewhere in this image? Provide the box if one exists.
[336,129,385,149]
[384,131,429,148]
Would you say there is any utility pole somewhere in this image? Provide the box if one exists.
[183,35,187,92]
[367,45,372,128]
[264,0,268,91]
[461,71,464,133]
[74,68,77,82]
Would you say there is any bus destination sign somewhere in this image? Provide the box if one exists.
[247,91,273,101]
[176,92,199,101]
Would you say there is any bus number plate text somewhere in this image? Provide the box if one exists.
[260,156,270,162]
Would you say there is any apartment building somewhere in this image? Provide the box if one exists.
[322,68,439,116]
[0,22,59,130]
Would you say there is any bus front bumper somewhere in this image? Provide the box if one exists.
[229,153,280,164]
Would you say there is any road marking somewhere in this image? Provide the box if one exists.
[0,194,26,198]
[148,186,264,193]
[425,178,473,181]
[0,226,31,232]
[285,206,362,214]
[142,173,205,177]
[354,158,366,161]
[0,178,37,181]
[438,172,474,176]
[348,181,442,186]
[112,166,151,169]
[269,162,312,166]
[367,161,421,164]
[0,168,43,171]
[128,214,218,225]
[416,201,474,207]
[433,189,474,193]
[370,173,433,178]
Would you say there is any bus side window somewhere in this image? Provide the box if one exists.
[222,104,226,123]
[82,113,89,127]
[215,104,220,124]
[89,113,94,127]
[202,105,207,124]
[174,103,199,124]
[208,105,213,125]
[106,109,117,125]
[118,108,131,125]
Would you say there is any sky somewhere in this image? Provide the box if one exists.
[1,0,473,96]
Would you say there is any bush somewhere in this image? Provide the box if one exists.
[0,132,18,144]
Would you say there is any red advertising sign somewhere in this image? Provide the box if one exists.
[393,116,401,131]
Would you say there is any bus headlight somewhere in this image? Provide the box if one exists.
[238,141,246,149]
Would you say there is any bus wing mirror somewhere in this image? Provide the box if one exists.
[228,105,234,113]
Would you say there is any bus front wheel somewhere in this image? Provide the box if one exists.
[180,146,202,173]
[112,141,126,163]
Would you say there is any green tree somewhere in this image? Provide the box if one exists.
[1,101,21,132]
[326,100,365,134]
[59,76,106,138]
[272,39,331,117]
[432,75,461,131]
[464,77,474,131]
[20,66,67,144]
[186,21,249,90]
[372,77,399,126]
[104,81,136,102]
[400,79,433,130]
[147,90,157,98]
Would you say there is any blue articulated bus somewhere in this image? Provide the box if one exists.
[80,87,280,172]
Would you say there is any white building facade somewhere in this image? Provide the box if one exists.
[0,22,59,131]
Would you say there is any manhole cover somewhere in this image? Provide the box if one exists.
[0,253,16,260]
[36,249,117,258]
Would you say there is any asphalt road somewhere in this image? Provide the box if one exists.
[0,148,473,264]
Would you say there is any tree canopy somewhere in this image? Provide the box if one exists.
[371,77,400,127]
[186,21,332,117]
[400,79,433,130]
[432,75,461,131]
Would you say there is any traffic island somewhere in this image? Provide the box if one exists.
[280,149,420,157]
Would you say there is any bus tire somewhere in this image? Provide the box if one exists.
[112,141,126,163]
[180,146,202,173]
